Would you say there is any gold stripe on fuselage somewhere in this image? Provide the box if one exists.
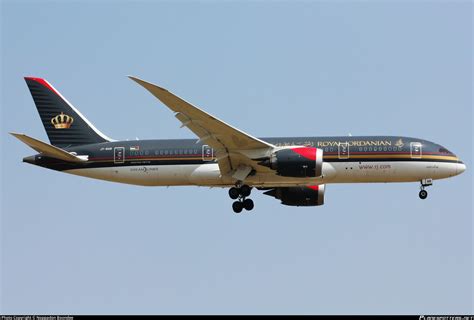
[89,157,204,163]
[323,154,459,161]
[87,154,459,163]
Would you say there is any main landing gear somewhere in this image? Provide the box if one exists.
[229,184,254,213]
[419,178,433,200]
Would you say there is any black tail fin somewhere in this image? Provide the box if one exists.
[24,77,112,148]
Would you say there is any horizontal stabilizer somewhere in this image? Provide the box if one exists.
[10,133,87,163]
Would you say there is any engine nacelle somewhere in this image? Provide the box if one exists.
[263,185,325,207]
[261,147,323,178]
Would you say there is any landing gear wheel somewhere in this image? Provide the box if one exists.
[243,198,254,211]
[419,190,428,200]
[240,185,252,197]
[232,201,243,213]
[229,187,240,200]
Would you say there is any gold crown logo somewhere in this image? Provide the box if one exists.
[51,112,74,129]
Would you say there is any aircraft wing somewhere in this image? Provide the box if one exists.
[10,133,88,163]
[129,76,275,178]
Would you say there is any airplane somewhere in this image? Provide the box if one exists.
[11,76,466,213]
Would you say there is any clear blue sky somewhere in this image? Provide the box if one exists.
[1,0,472,315]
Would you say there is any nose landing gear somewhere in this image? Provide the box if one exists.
[419,178,432,200]
[229,185,254,213]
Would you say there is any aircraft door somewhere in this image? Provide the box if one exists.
[338,142,349,159]
[202,145,214,161]
[410,142,422,159]
[114,147,125,164]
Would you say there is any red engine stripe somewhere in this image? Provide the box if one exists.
[291,147,317,161]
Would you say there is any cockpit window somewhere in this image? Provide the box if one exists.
[439,147,452,154]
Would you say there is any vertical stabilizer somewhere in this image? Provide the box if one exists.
[24,77,112,147]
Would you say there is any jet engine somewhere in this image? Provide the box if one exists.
[263,185,325,207]
[259,147,323,178]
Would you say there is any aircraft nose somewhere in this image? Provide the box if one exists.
[456,161,466,175]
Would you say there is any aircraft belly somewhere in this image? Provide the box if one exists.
[66,167,116,183]
[66,164,228,187]
[66,165,193,186]
[189,163,230,185]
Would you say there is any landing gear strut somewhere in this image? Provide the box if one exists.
[229,184,254,213]
[419,178,432,200]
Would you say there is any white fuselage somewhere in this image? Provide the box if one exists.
[65,160,465,187]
